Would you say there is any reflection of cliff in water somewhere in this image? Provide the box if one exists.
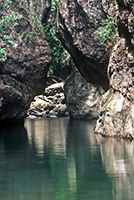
[25,119,112,200]
[1,118,133,200]
[0,124,54,200]
[25,118,68,157]
[95,135,134,200]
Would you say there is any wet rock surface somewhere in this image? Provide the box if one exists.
[0,0,51,121]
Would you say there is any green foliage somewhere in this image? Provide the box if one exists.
[0,11,23,62]
[44,25,70,77]
[0,35,13,44]
[31,16,44,36]
[93,17,117,46]
[0,0,13,8]
[0,47,7,62]
[51,0,59,11]
[17,30,36,39]
[0,11,23,32]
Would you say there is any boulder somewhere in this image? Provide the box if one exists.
[44,82,64,96]
[64,68,104,119]
[0,0,51,121]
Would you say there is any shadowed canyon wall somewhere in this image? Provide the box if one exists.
[45,0,110,90]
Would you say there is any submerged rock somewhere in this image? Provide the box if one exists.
[0,0,51,121]
[64,68,104,119]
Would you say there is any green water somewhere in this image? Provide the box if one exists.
[0,118,134,200]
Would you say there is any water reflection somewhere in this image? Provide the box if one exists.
[0,124,54,200]
[0,118,134,200]
[96,136,134,200]
[25,119,112,200]
[25,118,68,157]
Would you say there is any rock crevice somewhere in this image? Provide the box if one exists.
[46,0,110,90]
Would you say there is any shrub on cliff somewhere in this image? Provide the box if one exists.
[43,25,72,78]
[93,17,117,47]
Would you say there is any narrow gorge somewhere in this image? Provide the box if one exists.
[1,0,134,139]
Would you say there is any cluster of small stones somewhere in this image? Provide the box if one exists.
[27,82,69,119]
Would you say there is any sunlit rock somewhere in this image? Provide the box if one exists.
[95,1,134,139]
[27,82,68,118]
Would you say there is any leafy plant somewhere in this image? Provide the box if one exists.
[0,0,13,8]
[0,11,23,62]
[8,0,13,5]
[44,25,71,77]
[17,30,36,39]
[0,35,13,44]
[0,47,7,62]
[51,0,59,11]
[93,17,117,46]
[0,11,23,32]
[31,16,45,37]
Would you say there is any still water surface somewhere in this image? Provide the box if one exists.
[0,118,134,200]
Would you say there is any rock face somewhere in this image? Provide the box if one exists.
[27,82,68,118]
[46,0,134,137]
[64,68,104,119]
[45,0,109,90]
[0,0,51,121]
[95,1,134,139]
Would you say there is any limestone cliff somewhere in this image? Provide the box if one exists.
[0,0,51,121]
[95,0,134,139]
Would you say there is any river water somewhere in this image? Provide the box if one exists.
[0,118,134,200]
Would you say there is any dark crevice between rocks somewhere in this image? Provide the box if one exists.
[117,18,131,45]
[116,0,129,9]
[42,6,51,24]
[116,0,132,48]
[95,131,134,141]
[0,118,24,127]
